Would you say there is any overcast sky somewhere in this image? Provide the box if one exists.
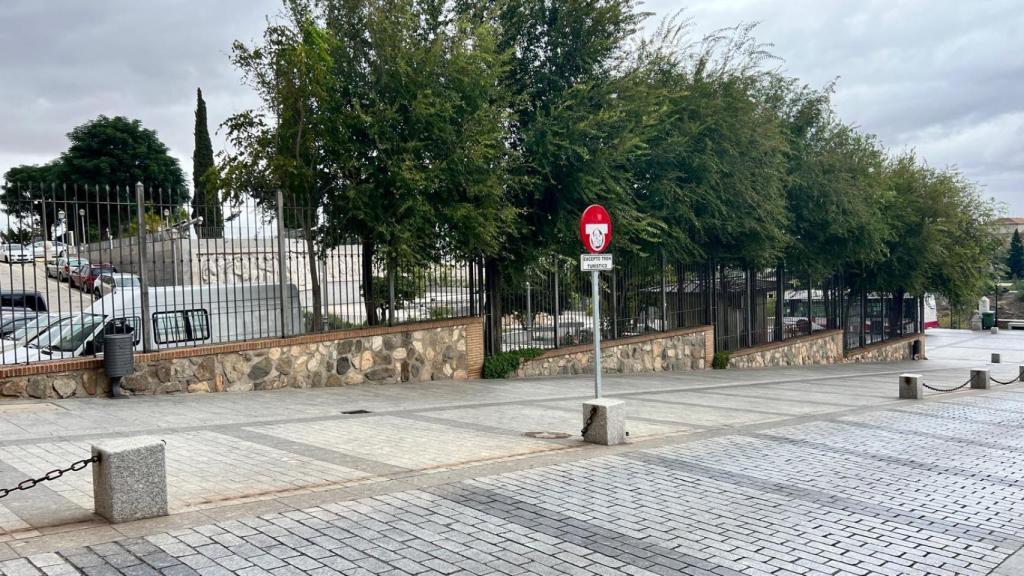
[1,0,1020,214]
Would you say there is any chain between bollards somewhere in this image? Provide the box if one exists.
[0,454,100,500]
[991,374,1022,386]
[580,406,598,437]
[921,377,973,393]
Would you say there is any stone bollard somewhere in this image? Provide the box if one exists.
[92,439,168,524]
[899,374,923,399]
[1019,365,1024,383]
[582,399,627,445]
[991,327,1000,334]
[992,353,1001,364]
[970,369,990,390]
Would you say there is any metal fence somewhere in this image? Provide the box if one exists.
[0,182,924,366]
[487,254,923,356]
[0,184,476,365]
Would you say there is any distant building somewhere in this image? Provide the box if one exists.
[996,217,1024,241]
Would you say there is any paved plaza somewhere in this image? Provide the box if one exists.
[0,329,1022,574]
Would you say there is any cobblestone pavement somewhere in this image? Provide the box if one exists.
[0,330,1022,574]
[5,370,1024,574]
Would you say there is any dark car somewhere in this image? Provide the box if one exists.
[70,264,118,293]
[0,291,48,312]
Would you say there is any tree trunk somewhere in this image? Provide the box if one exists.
[362,239,379,326]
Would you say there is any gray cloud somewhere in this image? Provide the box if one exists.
[1,0,1020,214]
[646,0,1024,213]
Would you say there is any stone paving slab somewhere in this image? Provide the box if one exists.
[7,378,1024,574]
[0,329,1020,567]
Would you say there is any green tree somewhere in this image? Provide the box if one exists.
[220,1,335,329]
[1008,229,1024,279]
[222,0,512,327]
[867,153,1001,318]
[192,88,222,238]
[628,22,791,268]
[1,116,187,239]
[484,0,659,261]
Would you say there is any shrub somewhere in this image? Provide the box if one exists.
[303,310,363,332]
[430,306,453,319]
[483,348,545,379]
[712,351,731,369]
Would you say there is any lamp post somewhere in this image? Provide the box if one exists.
[78,208,86,259]
[994,268,1000,329]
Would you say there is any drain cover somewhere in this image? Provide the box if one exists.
[341,409,371,414]
[524,431,572,439]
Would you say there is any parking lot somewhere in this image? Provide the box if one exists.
[0,256,93,315]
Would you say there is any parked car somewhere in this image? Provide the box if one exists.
[1,244,32,264]
[0,290,48,312]
[93,273,140,298]
[0,313,107,363]
[0,310,39,339]
[70,263,117,292]
[45,258,61,278]
[0,313,64,350]
[28,240,68,259]
[56,257,89,282]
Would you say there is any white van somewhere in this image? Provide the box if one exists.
[0,283,302,363]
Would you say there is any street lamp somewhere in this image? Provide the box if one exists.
[78,208,87,259]
[162,208,170,230]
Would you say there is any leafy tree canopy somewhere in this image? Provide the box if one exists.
[1,116,187,237]
[1008,229,1024,279]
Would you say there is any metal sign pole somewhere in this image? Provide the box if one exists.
[592,269,602,398]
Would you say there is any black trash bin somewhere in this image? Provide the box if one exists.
[104,333,134,398]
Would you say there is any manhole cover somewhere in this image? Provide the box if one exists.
[524,431,572,439]
[341,409,371,414]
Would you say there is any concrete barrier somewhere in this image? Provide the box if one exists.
[971,369,990,390]
[92,439,168,523]
[899,374,923,399]
[582,399,627,445]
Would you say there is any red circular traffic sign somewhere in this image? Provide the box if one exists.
[579,205,612,254]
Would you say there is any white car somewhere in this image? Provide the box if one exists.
[45,258,61,278]
[0,313,107,363]
[93,273,141,298]
[0,313,66,352]
[56,256,89,282]
[28,240,68,259]
[1,244,32,264]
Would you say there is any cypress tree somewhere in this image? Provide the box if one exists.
[192,88,221,237]
[1009,229,1024,279]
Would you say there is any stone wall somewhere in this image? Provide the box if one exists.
[727,330,844,369]
[845,334,925,363]
[514,326,713,378]
[0,318,483,400]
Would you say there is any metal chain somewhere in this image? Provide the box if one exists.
[991,375,1021,386]
[922,377,972,393]
[580,406,598,437]
[0,455,99,500]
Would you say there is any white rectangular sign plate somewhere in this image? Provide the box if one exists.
[580,254,613,271]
